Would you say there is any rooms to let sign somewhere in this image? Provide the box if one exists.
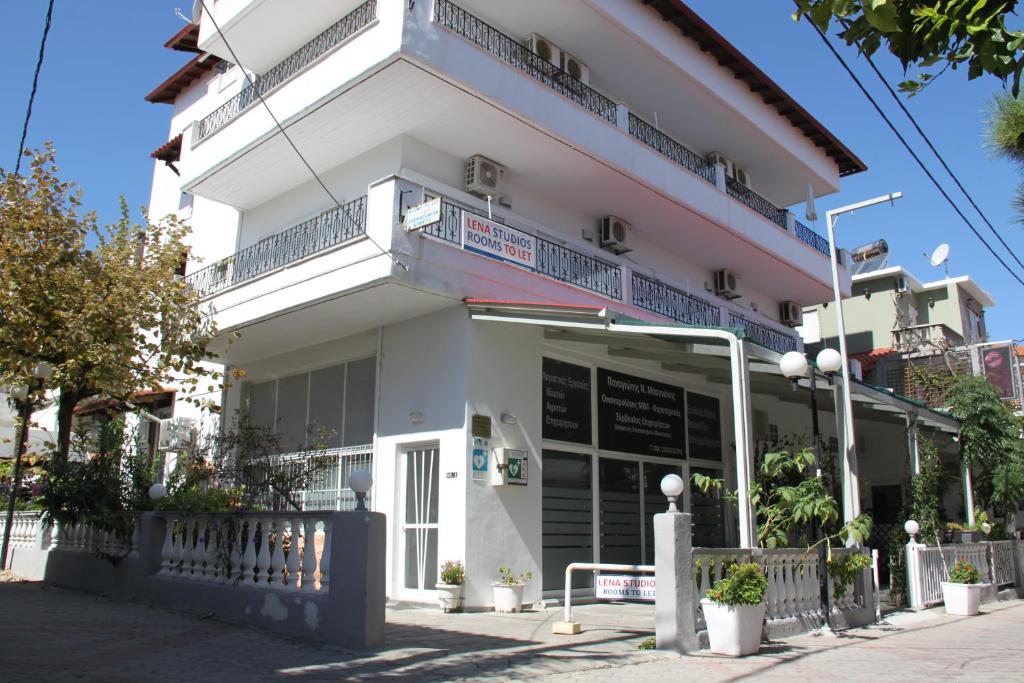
[462,211,536,270]
[595,574,656,601]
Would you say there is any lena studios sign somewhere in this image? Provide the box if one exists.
[595,574,656,601]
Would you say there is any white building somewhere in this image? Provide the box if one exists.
[145,0,957,607]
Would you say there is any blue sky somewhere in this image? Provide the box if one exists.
[2,1,1022,341]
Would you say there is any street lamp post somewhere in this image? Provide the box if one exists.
[780,348,843,631]
[1,362,54,570]
[826,192,902,524]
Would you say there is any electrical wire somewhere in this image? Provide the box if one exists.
[805,15,1024,288]
[14,0,55,175]
[859,50,1024,272]
[196,0,407,270]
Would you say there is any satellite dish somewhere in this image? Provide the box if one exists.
[928,243,951,276]
[929,243,950,267]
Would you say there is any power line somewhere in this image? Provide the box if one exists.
[14,0,55,175]
[804,16,1024,289]
[859,50,1024,272]
[195,1,407,271]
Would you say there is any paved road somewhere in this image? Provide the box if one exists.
[1,575,1021,681]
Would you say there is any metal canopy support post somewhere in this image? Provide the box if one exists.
[963,463,976,526]
[906,413,921,477]
[731,340,756,548]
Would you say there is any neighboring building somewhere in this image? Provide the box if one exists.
[145,0,955,606]
[805,265,1022,411]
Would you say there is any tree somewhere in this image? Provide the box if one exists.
[793,1,1024,95]
[0,146,218,461]
[945,374,1024,518]
[986,93,1024,222]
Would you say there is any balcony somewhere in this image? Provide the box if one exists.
[186,195,367,298]
[414,192,798,355]
[194,0,378,144]
[892,323,964,354]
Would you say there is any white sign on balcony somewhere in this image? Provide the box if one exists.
[405,197,441,231]
[463,211,536,270]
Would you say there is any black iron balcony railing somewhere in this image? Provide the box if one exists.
[536,237,622,300]
[186,195,368,298]
[729,312,797,354]
[794,219,830,257]
[627,114,717,186]
[433,0,617,125]
[422,199,463,245]
[631,273,721,327]
[194,0,378,143]
[725,177,788,230]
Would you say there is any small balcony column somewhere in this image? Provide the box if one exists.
[366,177,404,275]
[615,103,630,132]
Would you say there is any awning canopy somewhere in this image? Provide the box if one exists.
[465,299,959,433]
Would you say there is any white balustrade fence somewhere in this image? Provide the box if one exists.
[906,542,994,608]
[158,512,331,592]
[53,518,140,558]
[693,547,825,629]
[990,540,1015,587]
[1,511,44,549]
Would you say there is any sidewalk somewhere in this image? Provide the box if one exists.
[0,574,1021,681]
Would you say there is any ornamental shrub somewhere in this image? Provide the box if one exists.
[440,560,465,585]
[706,562,767,606]
[948,560,981,585]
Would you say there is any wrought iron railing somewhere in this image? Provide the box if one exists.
[631,273,721,327]
[536,237,622,299]
[725,177,787,229]
[186,196,367,297]
[794,219,830,257]
[194,0,378,142]
[421,198,462,244]
[627,114,717,185]
[729,312,797,354]
[433,0,617,124]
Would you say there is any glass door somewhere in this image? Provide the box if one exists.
[542,450,593,591]
[402,447,439,592]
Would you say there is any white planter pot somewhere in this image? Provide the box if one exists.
[701,599,766,656]
[435,583,464,613]
[941,582,985,616]
[492,583,525,613]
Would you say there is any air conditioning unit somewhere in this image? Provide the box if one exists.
[706,152,734,178]
[779,301,803,327]
[713,269,741,299]
[525,33,561,68]
[734,167,753,189]
[560,52,590,84]
[895,276,910,294]
[599,215,632,254]
[464,155,506,199]
[158,417,197,452]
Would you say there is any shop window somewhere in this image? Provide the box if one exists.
[542,450,593,591]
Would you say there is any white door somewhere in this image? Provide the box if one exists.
[401,447,439,593]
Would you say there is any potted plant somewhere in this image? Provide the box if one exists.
[492,566,533,613]
[701,562,768,656]
[941,560,986,616]
[435,560,465,612]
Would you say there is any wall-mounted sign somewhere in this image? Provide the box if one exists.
[597,368,685,459]
[404,197,441,231]
[505,450,528,486]
[463,211,536,270]
[686,392,722,461]
[472,437,489,481]
[980,344,1015,399]
[471,414,492,439]
[595,574,655,601]
[542,358,592,444]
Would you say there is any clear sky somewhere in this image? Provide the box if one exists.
[2,1,1022,341]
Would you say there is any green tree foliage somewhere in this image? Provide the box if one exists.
[908,437,949,544]
[986,93,1024,222]
[945,374,1024,517]
[793,1,1024,95]
[0,146,218,460]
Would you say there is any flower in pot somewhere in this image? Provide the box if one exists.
[436,560,465,613]
[492,566,533,613]
[701,562,768,656]
[941,560,986,616]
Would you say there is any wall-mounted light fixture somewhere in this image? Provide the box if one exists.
[500,412,518,425]
[409,411,424,424]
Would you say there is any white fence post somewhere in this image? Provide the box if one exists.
[905,541,924,609]
[654,510,698,653]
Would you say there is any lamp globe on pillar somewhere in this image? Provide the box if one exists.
[350,469,373,511]
[660,473,684,512]
[148,483,167,501]
[904,519,920,542]
[816,348,843,375]
[32,362,54,382]
[780,351,809,385]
